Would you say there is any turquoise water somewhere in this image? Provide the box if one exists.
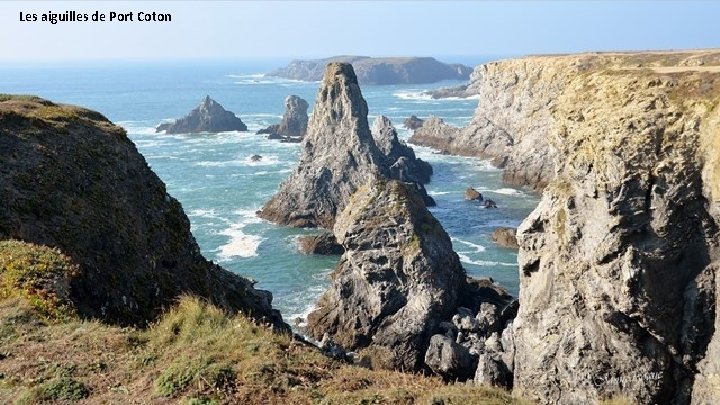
[0,60,539,321]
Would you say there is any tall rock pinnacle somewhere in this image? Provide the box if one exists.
[258,63,433,228]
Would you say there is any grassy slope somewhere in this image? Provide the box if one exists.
[0,294,529,404]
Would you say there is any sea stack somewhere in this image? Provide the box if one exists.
[371,115,433,184]
[156,95,247,134]
[258,63,433,228]
[306,180,465,370]
[257,94,309,141]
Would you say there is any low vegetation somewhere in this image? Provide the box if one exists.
[0,291,528,404]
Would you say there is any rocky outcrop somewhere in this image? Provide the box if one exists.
[372,115,433,184]
[491,227,518,248]
[258,63,433,229]
[403,115,424,130]
[256,95,309,141]
[0,95,284,329]
[305,180,466,370]
[425,84,472,99]
[267,56,473,85]
[297,232,343,255]
[512,57,720,404]
[464,187,483,201]
[156,95,247,134]
[408,116,463,155]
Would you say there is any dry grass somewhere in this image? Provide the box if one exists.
[0,296,529,404]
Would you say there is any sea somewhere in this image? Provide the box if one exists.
[0,58,539,323]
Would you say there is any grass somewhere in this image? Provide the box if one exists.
[0,240,79,321]
[0,295,529,404]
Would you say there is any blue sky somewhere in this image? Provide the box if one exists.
[1,1,718,62]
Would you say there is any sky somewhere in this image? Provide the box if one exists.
[1,1,719,62]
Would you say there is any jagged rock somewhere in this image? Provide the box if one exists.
[156,95,247,134]
[267,56,473,85]
[484,200,497,209]
[476,302,500,333]
[250,154,262,162]
[306,180,465,370]
[474,352,510,388]
[424,334,477,381]
[511,59,720,404]
[256,95,309,141]
[403,115,424,130]
[297,232,343,255]
[258,63,432,228]
[372,115,433,184]
[464,187,483,201]
[425,84,472,99]
[408,116,461,153]
[491,227,518,248]
[0,95,284,329]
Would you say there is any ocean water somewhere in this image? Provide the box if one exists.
[0,59,539,322]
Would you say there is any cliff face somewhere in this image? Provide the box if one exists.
[411,50,720,192]
[267,56,473,85]
[259,63,433,229]
[306,180,466,371]
[0,95,284,328]
[509,57,720,404]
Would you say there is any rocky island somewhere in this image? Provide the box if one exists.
[257,94,309,142]
[267,56,473,85]
[156,95,247,134]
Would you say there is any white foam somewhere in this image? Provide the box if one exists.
[194,154,281,168]
[458,254,516,267]
[217,226,263,259]
[428,191,451,196]
[393,90,433,101]
[491,188,524,196]
[451,237,486,253]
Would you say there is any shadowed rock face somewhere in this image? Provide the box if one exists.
[306,180,465,370]
[257,95,309,140]
[371,115,433,184]
[258,63,433,229]
[156,95,247,134]
[0,95,284,329]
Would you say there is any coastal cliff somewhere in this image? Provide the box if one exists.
[501,53,720,403]
[410,50,720,192]
[0,95,283,328]
[267,56,473,85]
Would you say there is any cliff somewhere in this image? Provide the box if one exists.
[258,63,433,229]
[502,52,720,404]
[409,50,720,192]
[156,95,247,134]
[0,95,283,328]
[267,56,473,85]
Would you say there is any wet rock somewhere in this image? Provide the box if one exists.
[403,115,424,130]
[464,187,483,201]
[250,154,262,162]
[491,227,518,248]
[297,232,343,255]
[484,199,497,209]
